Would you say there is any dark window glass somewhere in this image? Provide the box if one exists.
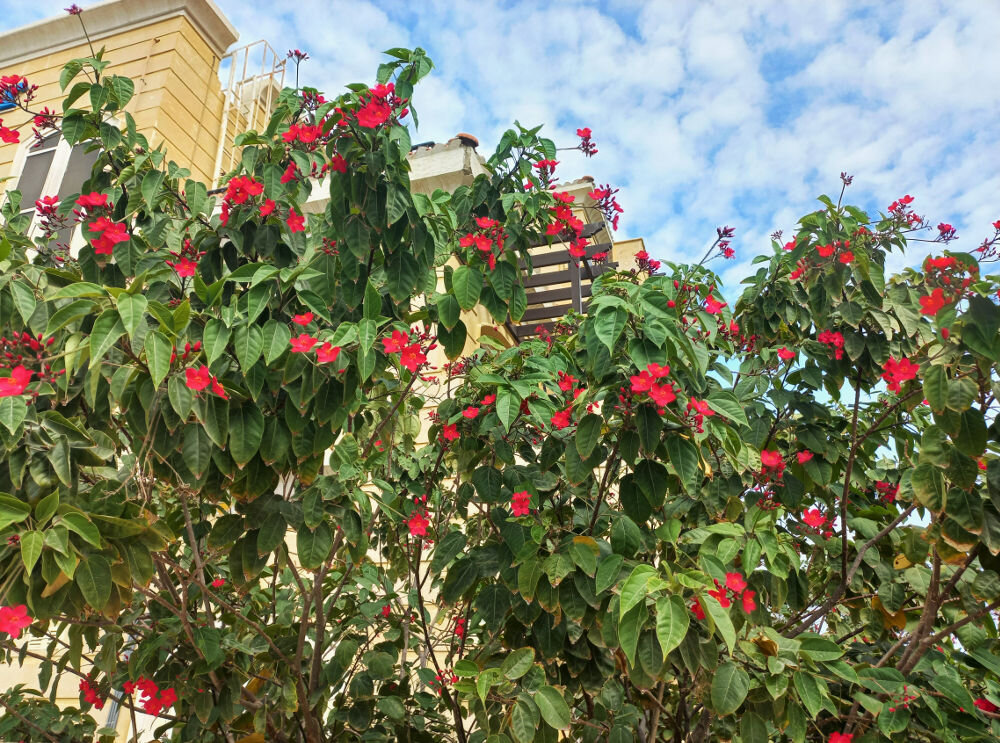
[57,144,100,202]
[15,148,55,214]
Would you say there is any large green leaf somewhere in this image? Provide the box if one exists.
[575,413,603,459]
[262,319,291,364]
[19,530,43,573]
[297,521,334,569]
[501,647,535,680]
[452,265,483,310]
[711,662,749,716]
[76,554,112,609]
[116,293,147,339]
[655,595,689,658]
[0,397,27,436]
[923,364,948,413]
[229,405,265,467]
[533,686,571,730]
[146,330,172,389]
[89,309,125,364]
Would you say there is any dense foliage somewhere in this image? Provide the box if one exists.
[1,28,1000,743]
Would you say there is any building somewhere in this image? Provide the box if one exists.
[0,1,644,739]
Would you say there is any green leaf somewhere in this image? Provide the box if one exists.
[511,696,539,743]
[45,298,96,335]
[297,521,334,570]
[116,293,147,339]
[0,493,31,531]
[34,490,59,525]
[76,554,112,609]
[385,184,410,225]
[168,374,195,420]
[61,512,101,547]
[141,170,165,208]
[203,319,230,365]
[636,406,662,453]
[443,558,479,603]
[20,530,43,574]
[386,251,419,303]
[655,595,689,657]
[665,435,700,490]
[619,564,657,619]
[533,686,571,730]
[89,309,125,364]
[501,647,535,680]
[703,593,736,654]
[146,330,172,389]
[475,582,511,630]
[437,293,460,329]
[633,459,668,507]
[911,462,946,513]
[594,308,627,351]
[930,675,976,711]
[711,662,749,716]
[596,554,624,595]
[229,406,265,467]
[0,397,27,435]
[10,280,36,324]
[619,601,647,668]
[575,413,602,459]
[496,389,519,432]
[234,325,263,372]
[262,319,291,364]
[793,671,825,719]
[798,635,844,662]
[453,265,483,310]
[705,391,749,428]
[183,424,213,479]
[376,696,405,721]
[924,364,948,413]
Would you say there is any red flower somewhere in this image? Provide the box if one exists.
[925,255,955,270]
[817,330,845,360]
[381,604,391,618]
[783,239,796,251]
[280,162,298,183]
[286,209,305,233]
[0,123,20,144]
[185,366,211,391]
[400,343,427,372]
[407,510,430,537]
[511,491,531,517]
[630,370,654,393]
[211,578,225,588]
[259,199,276,217]
[330,154,348,173]
[690,600,706,620]
[463,406,479,419]
[796,451,813,464]
[210,377,228,400]
[777,347,795,361]
[725,572,746,593]
[79,678,105,709]
[292,312,314,325]
[289,334,318,353]
[760,450,785,478]
[817,243,835,258]
[75,192,107,209]
[557,371,577,391]
[919,287,950,316]
[838,251,854,264]
[974,698,998,713]
[708,581,731,608]
[88,217,130,254]
[648,382,676,406]
[382,330,410,354]
[0,604,32,638]
[829,734,853,743]
[741,589,757,613]
[881,356,919,393]
[482,394,496,405]
[687,398,713,417]
[316,343,341,364]
[551,407,573,429]
[803,508,827,529]
[166,257,197,277]
[441,423,460,442]
[647,363,670,378]
[704,295,727,315]
[0,365,32,397]
[356,95,392,128]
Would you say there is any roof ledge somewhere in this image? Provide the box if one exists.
[0,0,239,67]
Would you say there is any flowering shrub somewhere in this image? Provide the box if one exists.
[1,20,1000,743]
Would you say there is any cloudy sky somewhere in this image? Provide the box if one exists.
[5,0,999,289]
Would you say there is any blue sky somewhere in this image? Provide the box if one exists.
[4,0,999,291]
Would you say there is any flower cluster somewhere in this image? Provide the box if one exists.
[634,249,661,274]
[165,237,205,277]
[887,194,923,227]
[282,122,325,147]
[289,333,342,364]
[881,356,919,393]
[351,82,406,129]
[802,508,835,539]
[588,184,623,231]
[0,604,32,638]
[510,490,531,517]
[760,450,785,480]
[817,329,845,360]
[919,253,977,316]
[693,572,756,619]
[459,215,507,270]
[185,365,228,399]
[74,192,129,255]
[545,191,588,261]
[874,481,899,503]
[533,158,559,187]
[219,174,261,223]
[685,398,714,433]
[382,329,429,373]
[629,363,675,411]
[576,127,597,156]
[123,677,178,716]
[815,239,854,265]
[407,509,430,537]
[936,222,957,242]
[170,340,202,366]
[551,406,574,430]
[79,677,105,709]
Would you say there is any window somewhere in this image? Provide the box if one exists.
[11,132,100,250]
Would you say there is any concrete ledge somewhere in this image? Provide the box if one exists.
[0,0,239,67]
